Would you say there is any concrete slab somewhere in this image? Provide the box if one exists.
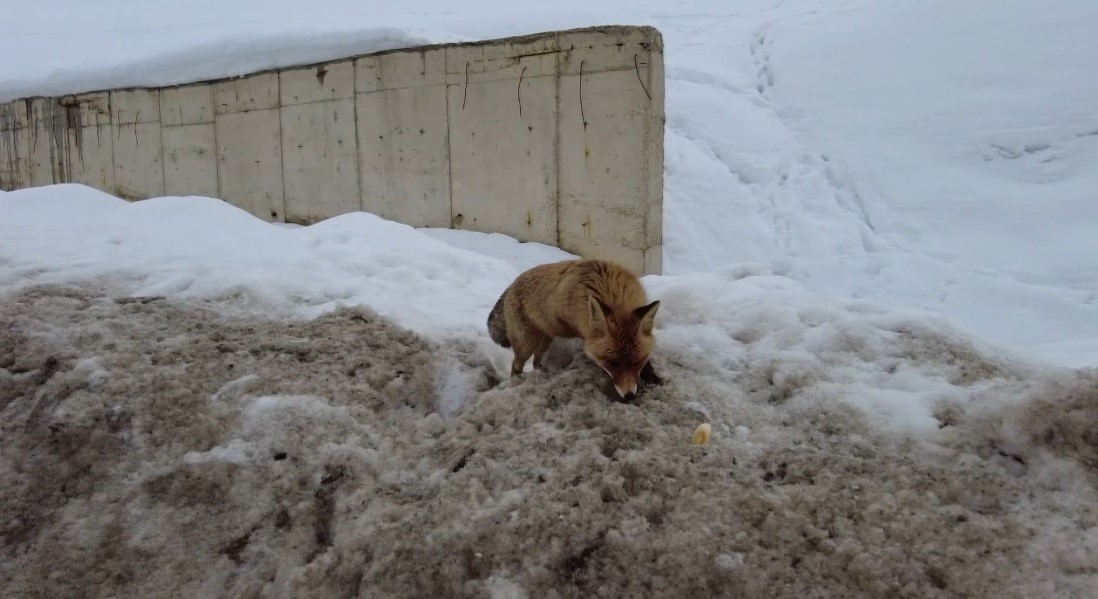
[0,133,30,191]
[112,123,163,199]
[644,48,665,254]
[212,73,283,218]
[356,48,445,92]
[214,73,280,114]
[0,100,29,131]
[558,27,662,75]
[556,27,664,273]
[28,98,69,187]
[644,244,663,276]
[0,101,31,190]
[111,89,161,125]
[280,98,359,223]
[109,90,164,199]
[161,84,215,126]
[280,61,354,105]
[447,35,559,84]
[357,85,450,228]
[66,124,114,191]
[215,109,284,220]
[446,45,559,245]
[163,124,218,197]
[64,92,111,127]
[64,93,113,191]
[558,70,651,269]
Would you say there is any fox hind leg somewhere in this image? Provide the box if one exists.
[502,296,552,377]
[531,336,554,370]
[508,332,537,377]
[509,337,532,376]
[510,331,551,376]
[510,352,530,377]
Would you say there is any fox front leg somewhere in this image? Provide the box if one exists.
[640,360,663,386]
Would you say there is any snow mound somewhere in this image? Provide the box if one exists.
[0,185,523,335]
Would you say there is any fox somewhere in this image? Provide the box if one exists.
[486,258,662,400]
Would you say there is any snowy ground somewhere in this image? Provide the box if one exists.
[2,0,1098,596]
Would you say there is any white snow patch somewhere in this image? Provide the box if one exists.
[209,374,260,402]
[182,439,252,466]
[244,395,346,423]
[435,355,480,420]
[74,357,111,389]
[483,575,528,599]
[715,553,745,571]
[419,228,577,274]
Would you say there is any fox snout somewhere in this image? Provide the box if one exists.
[607,371,639,401]
[615,384,637,401]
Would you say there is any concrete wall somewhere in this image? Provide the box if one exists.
[0,26,664,274]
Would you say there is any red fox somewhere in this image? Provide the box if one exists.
[487,258,661,400]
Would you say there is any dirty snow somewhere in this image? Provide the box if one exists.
[2,284,1096,597]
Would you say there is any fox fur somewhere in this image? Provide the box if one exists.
[487,258,661,399]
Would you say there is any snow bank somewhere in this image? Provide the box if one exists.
[0,185,526,335]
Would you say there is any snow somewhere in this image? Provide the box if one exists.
[420,228,576,274]
[434,353,487,419]
[757,0,1098,363]
[0,185,523,335]
[3,0,1096,368]
[182,439,252,466]
[715,553,745,571]
[73,356,111,389]
[208,374,261,402]
[1,10,1097,588]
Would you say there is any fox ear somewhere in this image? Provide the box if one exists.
[633,300,660,333]
[588,296,609,335]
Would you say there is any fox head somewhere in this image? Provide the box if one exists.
[583,296,660,400]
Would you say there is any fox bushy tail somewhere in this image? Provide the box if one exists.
[487,292,510,348]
